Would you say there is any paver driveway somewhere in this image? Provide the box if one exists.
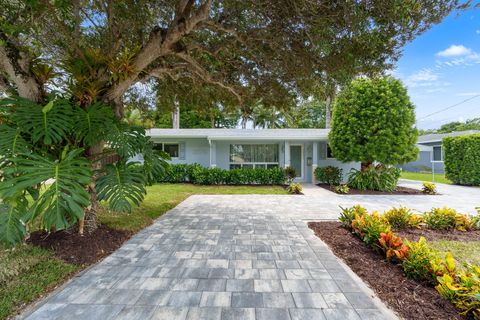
[22,195,397,320]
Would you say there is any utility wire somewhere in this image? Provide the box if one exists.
[417,94,480,121]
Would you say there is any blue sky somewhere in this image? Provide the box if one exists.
[394,9,480,130]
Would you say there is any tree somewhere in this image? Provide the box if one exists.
[329,76,418,169]
[419,118,480,135]
[0,1,455,245]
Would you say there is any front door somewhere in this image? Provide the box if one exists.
[290,145,303,180]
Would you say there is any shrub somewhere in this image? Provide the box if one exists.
[315,166,342,186]
[284,166,297,183]
[424,207,457,230]
[352,212,391,247]
[339,205,367,229]
[334,184,349,194]
[287,183,302,194]
[378,232,409,261]
[347,165,401,192]
[422,182,437,195]
[157,164,286,185]
[443,134,480,186]
[402,237,436,282]
[383,206,417,230]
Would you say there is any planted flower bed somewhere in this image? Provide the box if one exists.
[309,206,480,319]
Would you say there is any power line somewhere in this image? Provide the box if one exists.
[417,94,480,121]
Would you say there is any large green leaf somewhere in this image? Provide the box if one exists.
[0,124,31,156]
[106,123,146,158]
[142,140,169,185]
[0,149,92,231]
[96,161,146,213]
[0,200,28,246]
[73,103,115,146]
[2,97,74,145]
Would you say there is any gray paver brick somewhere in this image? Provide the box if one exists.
[256,308,291,320]
[200,292,231,307]
[221,307,255,320]
[289,308,326,320]
[226,279,254,292]
[231,292,264,308]
[168,291,202,307]
[292,293,328,308]
[186,307,222,320]
[254,280,283,292]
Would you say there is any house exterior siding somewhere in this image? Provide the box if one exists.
[142,129,361,183]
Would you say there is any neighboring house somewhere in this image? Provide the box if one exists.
[137,128,360,183]
[400,130,480,174]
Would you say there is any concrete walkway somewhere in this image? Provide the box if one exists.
[21,180,480,320]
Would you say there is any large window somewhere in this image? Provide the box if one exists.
[432,146,443,162]
[229,144,279,169]
[154,143,179,158]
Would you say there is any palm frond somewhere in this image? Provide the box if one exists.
[2,97,74,145]
[96,161,146,213]
[73,103,115,146]
[0,149,92,231]
[142,140,169,185]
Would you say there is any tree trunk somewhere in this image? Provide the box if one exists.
[325,94,332,128]
[172,98,180,129]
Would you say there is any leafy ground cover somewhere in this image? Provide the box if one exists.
[401,171,452,184]
[1,183,287,319]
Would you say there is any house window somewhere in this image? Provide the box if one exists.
[154,143,179,158]
[229,144,279,169]
[326,144,334,159]
[432,146,443,162]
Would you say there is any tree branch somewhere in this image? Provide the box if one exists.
[174,52,242,103]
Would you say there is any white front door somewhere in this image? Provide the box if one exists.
[290,144,303,180]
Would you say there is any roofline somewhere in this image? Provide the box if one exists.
[146,129,330,140]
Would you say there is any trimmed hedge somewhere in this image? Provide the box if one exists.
[444,134,480,185]
[314,166,342,185]
[155,163,287,185]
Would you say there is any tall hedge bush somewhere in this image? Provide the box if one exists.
[443,134,480,185]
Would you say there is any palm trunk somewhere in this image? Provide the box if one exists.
[325,94,332,128]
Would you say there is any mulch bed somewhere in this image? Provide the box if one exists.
[28,225,133,265]
[318,183,425,195]
[308,221,463,320]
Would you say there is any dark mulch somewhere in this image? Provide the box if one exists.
[318,184,426,195]
[397,228,480,242]
[28,225,133,265]
[308,221,463,320]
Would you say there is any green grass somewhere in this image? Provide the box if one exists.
[1,183,285,319]
[400,171,452,184]
[99,183,287,231]
[0,245,78,319]
[429,240,480,266]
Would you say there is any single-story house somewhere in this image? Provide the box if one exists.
[399,130,480,174]
[137,128,360,183]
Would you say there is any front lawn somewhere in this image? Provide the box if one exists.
[1,183,286,320]
[400,171,452,184]
[430,240,480,266]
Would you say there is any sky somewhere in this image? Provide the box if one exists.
[394,8,480,130]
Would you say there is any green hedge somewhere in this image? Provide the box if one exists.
[444,134,480,185]
[314,166,343,185]
[155,163,287,185]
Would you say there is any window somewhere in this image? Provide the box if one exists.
[432,146,443,162]
[326,144,334,159]
[154,143,180,158]
[229,144,279,169]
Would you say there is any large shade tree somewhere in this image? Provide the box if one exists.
[0,1,455,245]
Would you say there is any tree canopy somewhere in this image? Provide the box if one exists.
[420,118,480,135]
[329,76,418,167]
[1,0,456,114]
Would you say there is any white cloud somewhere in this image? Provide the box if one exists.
[403,69,450,89]
[436,45,472,57]
[476,30,480,35]
[408,69,438,82]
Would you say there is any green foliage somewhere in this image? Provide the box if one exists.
[0,96,167,246]
[284,166,297,183]
[1,149,92,235]
[402,237,436,282]
[287,183,302,194]
[155,164,287,186]
[315,166,342,186]
[334,184,349,194]
[338,205,367,229]
[351,211,391,247]
[96,161,146,213]
[422,182,437,195]
[383,206,417,230]
[329,77,418,165]
[443,134,480,186]
[424,207,458,230]
[347,165,401,192]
